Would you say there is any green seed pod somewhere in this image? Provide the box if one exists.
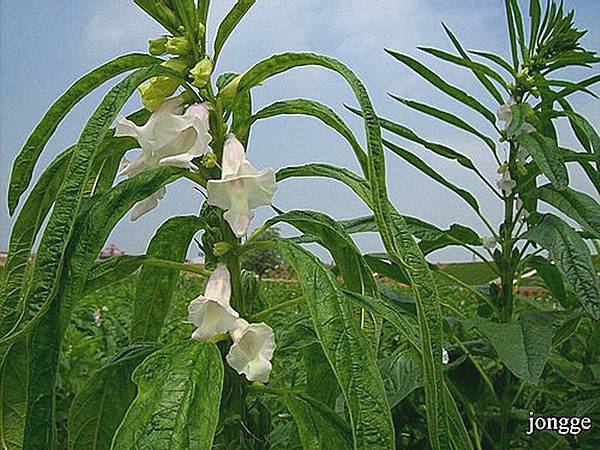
[148,36,168,56]
[190,58,213,88]
[165,36,191,56]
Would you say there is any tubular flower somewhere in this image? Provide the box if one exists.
[207,134,277,237]
[226,319,276,383]
[497,169,516,196]
[188,264,240,340]
[497,97,535,136]
[115,98,212,219]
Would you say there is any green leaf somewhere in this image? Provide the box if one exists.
[231,89,252,147]
[0,339,27,450]
[345,104,479,172]
[518,132,569,190]
[213,0,255,61]
[243,99,368,174]
[470,312,555,383]
[536,184,600,238]
[68,344,156,450]
[22,167,182,450]
[284,393,353,450]
[529,0,542,56]
[130,216,204,343]
[111,340,223,450]
[379,347,423,408]
[469,50,516,76]
[389,94,497,154]
[1,65,171,347]
[7,53,161,213]
[84,256,147,297]
[386,49,497,124]
[560,111,600,170]
[266,210,380,348]
[418,45,507,101]
[278,241,394,449]
[528,255,566,305]
[524,214,600,319]
[504,0,520,69]
[302,343,339,407]
[0,146,73,338]
[506,103,529,138]
[277,163,371,205]
[382,139,480,212]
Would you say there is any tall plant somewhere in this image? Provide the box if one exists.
[0,1,470,449]
[351,0,599,448]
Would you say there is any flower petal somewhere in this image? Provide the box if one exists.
[226,320,276,383]
[115,116,139,138]
[222,134,246,178]
[204,264,231,304]
[188,297,239,340]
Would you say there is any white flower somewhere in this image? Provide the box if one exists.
[115,99,211,220]
[116,99,212,174]
[442,348,450,365]
[226,318,276,383]
[496,97,516,123]
[497,170,516,196]
[188,264,239,340]
[482,236,498,250]
[497,97,535,136]
[207,134,277,237]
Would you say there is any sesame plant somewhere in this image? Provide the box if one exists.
[345,0,599,448]
[0,1,473,449]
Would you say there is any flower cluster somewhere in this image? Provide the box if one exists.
[115,101,277,237]
[188,264,276,383]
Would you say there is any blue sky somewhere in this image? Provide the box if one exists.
[1,0,599,261]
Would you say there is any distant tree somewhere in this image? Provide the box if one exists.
[240,227,283,277]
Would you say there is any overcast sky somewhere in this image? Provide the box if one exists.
[1,0,599,262]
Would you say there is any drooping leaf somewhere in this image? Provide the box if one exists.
[536,184,600,238]
[386,49,497,124]
[130,215,204,343]
[345,104,479,172]
[68,344,156,450]
[7,53,161,213]
[524,214,600,319]
[23,167,182,450]
[383,139,480,212]
[518,132,569,190]
[277,163,371,205]
[302,343,339,407]
[1,65,172,347]
[527,255,566,305]
[279,240,394,450]
[389,94,497,154]
[266,210,381,348]
[0,146,73,338]
[111,340,223,450]
[243,98,368,174]
[284,393,353,450]
[84,255,147,297]
[213,0,256,61]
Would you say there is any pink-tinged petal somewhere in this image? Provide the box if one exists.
[224,208,254,238]
[204,264,231,304]
[222,134,246,178]
[188,298,239,340]
[119,153,152,177]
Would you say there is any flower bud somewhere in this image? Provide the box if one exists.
[161,57,190,74]
[213,242,231,256]
[190,58,213,88]
[218,73,243,108]
[198,23,206,37]
[138,76,179,111]
[202,152,218,168]
[148,36,168,55]
[166,36,191,55]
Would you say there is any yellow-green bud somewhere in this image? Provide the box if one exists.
[213,242,231,257]
[516,162,528,176]
[202,152,218,168]
[138,76,179,111]
[190,58,213,88]
[148,36,168,55]
[497,163,508,174]
[198,23,206,37]
[165,36,191,55]
[161,57,189,74]
[218,73,243,108]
